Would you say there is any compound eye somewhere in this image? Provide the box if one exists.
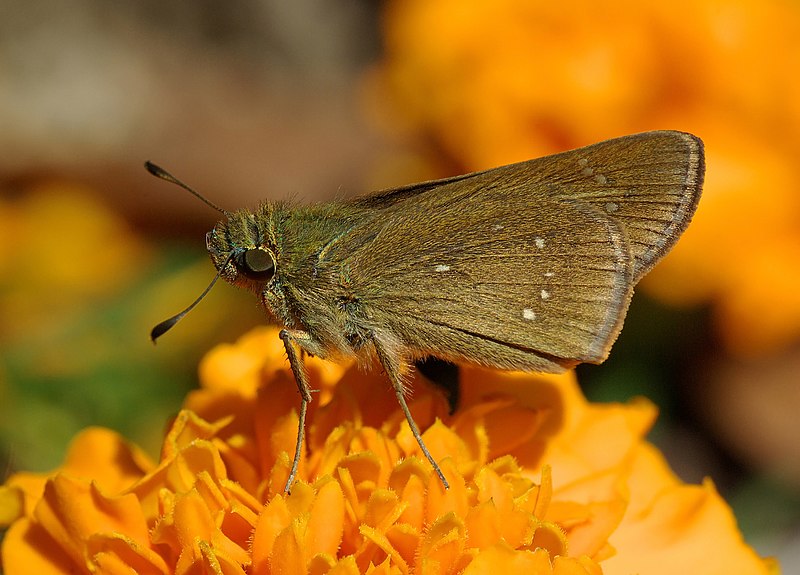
[235,248,275,281]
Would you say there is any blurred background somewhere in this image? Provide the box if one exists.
[1,0,799,567]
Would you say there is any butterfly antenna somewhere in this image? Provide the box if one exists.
[150,253,235,342]
[144,161,229,216]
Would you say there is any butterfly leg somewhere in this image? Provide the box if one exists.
[279,329,315,494]
[372,336,450,489]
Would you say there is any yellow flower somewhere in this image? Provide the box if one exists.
[373,0,800,356]
[1,328,776,574]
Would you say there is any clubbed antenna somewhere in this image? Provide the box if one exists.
[150,252,234,343]
[144,161,229,216]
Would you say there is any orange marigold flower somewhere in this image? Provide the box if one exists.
[1,327,776,574]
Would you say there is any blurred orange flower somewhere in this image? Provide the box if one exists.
[0,182,149,342]
[0,327,776,574]
[372,0,800,356]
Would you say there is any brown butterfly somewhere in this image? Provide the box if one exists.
[149,130,704,492]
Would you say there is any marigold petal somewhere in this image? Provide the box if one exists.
[1,518,74,575]
[337,467,360,530]
[338,451,383,492]
[254,380,309,487]
[530,521,569,558]
[463,544,553,575]
[34,475,150,567]
[417,511,466,574]
[384,523,420,568]
[1,474,47,522]
[91,551,152,575]
[363,556,403,575]
[283,480,313,514]
[269,521,308,575]
[198,327,284,398]
[552,554,603,575]
[424,458,469,524]
[403,420,473,476]
[312,369,393,437]
[129,439,230,530]
[621,442,681,513]
[465,501,502,549]
[388,459,428,529]
[605,477,773,575]
[455,400,545,463]
[160,484,251,573]
[86,532,170,574]
[363,489,406,533]
[358,524,409,573]
[2,427,152,523]
[563,495,627,559]
[251,494,292,572]
[172,487,216,546]
[472,467,532,547]
[61,427,153,492]
[327,555,361,575]
[165,410,232,453]
[313,426,353,478]
[544,398,657,492]
[198,326,347,399]
[520,464,553,519]
[474,465,513,508]
[306,478,346,558]
[220,477,262,521]
[350,428,403,478]
[308,553,337,575]
[219,506,258,557]
[460,369,582,432]
[267,453,294,498]
[0,485,24,526]
[175,538,249,575]
[170,441,229,496]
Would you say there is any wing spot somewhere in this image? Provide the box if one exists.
[541,289,550,300]
[581,167,594,177]
[594,174,608,184]
[544,271,555,278]
[605,202,619,213]
[523,308,537,321]
[578,158,589,167]
[492,223,504,231]
[534,237,546,249]
[434,264,451,272]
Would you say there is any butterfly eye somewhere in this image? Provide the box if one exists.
[235,248,275,281]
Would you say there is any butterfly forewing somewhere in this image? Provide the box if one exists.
[541,131,704,281]
[331,178,634,372]
[329,131,702,370]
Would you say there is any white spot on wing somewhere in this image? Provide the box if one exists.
[534,237,545,249]
[434,264,451,272]
[523,308,536,321]
[605,202,619,213]
[540,289,550,300]
[594,174,607,184]
[544,272,554,278]
[492,223,504,231]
